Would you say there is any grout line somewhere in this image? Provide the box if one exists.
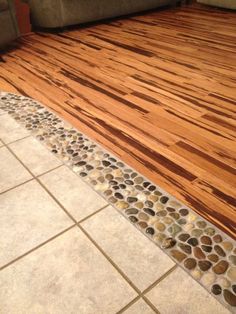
[116,264,177,314]
[0,164,64,197]
[5,134,32,146]
[142,264,178,295]
[36,164,64,177]
[116,296,141,314]
[1,116,177,314]
[77,203,109,224]
[0,224,76,272]
[78,224,177,314]
[0,177,34,196]
[141,296,161,314]
[4,144,78,224]
[3,138,109,226]
[37,178,78,222]
[78,223,141,294]
[2,141,154,311]
[4,136,108,224]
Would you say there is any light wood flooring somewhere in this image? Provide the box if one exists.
[0,3,235,238]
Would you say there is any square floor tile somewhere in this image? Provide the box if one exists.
[146,267,230,314]
[0,114,29,144]
[0,180,73,267]
[9,136,62,176]
[0,147,32,193]
[82,206,175,291]
[40,166,108,221]
[0,228,137,314]
[124,299,155,314]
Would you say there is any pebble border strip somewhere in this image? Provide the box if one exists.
[0,92,235,312]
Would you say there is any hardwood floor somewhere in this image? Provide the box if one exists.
[0,3,235,238]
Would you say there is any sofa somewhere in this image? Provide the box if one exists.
[197,0,236,9]
[26,0,175,28]
[0,0,19,47]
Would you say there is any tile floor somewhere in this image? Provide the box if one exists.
[1,92,235,312]
[0,111,232,313]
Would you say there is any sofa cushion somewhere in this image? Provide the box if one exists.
[0,9,18,47]
[197,0,236,9]
[0,0,9,11]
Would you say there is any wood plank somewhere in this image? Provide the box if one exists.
[0,3,235,238]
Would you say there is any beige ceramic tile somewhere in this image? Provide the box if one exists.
[0,180,73,267]
[0,140,3,147]
[82,206,175,291]
[146,267,230,314]
[0,147,32,193]
[0,228,137,314]
[40,166,108,221]
[9,136,62,176]
[0,114,29,144]
[124,299,155,314]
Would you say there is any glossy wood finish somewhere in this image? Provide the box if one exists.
[0,4,235,238]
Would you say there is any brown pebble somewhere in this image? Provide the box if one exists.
[198,260,212,271]
[178,243,192,254]
[211,284,222,295]
[179,208,189,216]
[204,227,215,236]
[200,236,212,245]
[201,245,212,253]
[109,197,117,204]
[135,202,144,209]
[177,218,187,225]
[207,254,219,263]
[144,200,153,208]
[116,201,129,209]
[134,177,143,184]
[187,238,198,247]
[212,260,229,275]
[223,289,236,307]
[170,250,187,262]
[213,234,222,243]
[155,222,166,232]
[138,212,149,221]
[214,245,226,257]
[125,208,138,215]
[138,221,148,229]
[222,241,233,252]
[129,216,138,223]
[196,221,207,229]
[166,207,175,213]
[169,212,180,220]
[178,233,190,242]
[148,195,159,202]
[184,258,197,270]
[104,190,112,196]
[156,210,167,217]
[193,247,206,260]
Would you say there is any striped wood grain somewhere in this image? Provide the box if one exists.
[0,3,235,238]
